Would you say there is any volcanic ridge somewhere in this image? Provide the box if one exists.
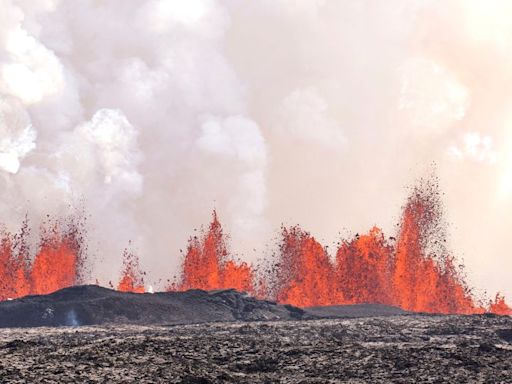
[0,285,410,328]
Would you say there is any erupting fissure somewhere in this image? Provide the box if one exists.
[0,218,84,301]
[0,180,510,315]
[169,179,509,315]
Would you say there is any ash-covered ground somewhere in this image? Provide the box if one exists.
[0,315,511,383]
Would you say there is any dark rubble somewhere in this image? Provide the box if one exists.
[0,315,511,383]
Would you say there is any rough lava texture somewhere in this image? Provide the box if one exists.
[307,304,409,318]
[0,316,511,383]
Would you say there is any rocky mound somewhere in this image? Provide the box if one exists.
[0,285,411,328]
[0,285,309,328]
[307,303,409,318]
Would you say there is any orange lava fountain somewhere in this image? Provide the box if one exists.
[391,182,476,314]
[0,234,30,300]
[0,218,84,300]
[267,178,504,314]
[0,181,510,316]
[174,211,253,293]
[273,226,337,307]
[489,293,512,316]
[336,227,394,306]
[117,250,145,293]
[30,226,82,296]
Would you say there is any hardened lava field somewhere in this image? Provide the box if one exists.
[0,315,511,383]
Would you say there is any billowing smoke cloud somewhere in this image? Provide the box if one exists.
[276,87,346,149]
[0,0,510,298]
[448,132,497,165]
[0,96,36,173]
[0,0,266,283]
[197,115,267,236]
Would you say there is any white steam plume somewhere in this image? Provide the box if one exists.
[0,0,510,300]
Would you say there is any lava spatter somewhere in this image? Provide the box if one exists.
[117,250,145,293]
[175,210,254,294]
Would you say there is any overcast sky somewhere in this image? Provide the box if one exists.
[0,0,510,298]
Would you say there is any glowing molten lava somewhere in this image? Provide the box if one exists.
[489,293,512,316]
[0,180,510,316]
[336,227,394,306]
[175,211,253,293]
[0,234,30,300]
[265,179,505,314]
[391,183,476,314]
[117,250,145,293]
[273,226,337,307]
[0,219,83,300]
[30,226,81,296]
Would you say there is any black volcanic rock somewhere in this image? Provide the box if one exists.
[0,285,416,328]
[306,303,409,318]
[0,285,312,328]
[496,328,512,343]
[0,315,511,383]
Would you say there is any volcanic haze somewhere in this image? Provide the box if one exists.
[0,0,510,299]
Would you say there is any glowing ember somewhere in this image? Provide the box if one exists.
[117,250,145,293]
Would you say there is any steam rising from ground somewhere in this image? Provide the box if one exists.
[0,0,510,298]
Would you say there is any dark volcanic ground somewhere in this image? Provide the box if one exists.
[0,285,408,328]
[1,315,511,383]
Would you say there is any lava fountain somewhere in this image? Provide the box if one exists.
[174,210,254,294]
[166,178,508,314]
[0,179,510,315]
[272,226,338,307]
[391,180,477,314]
[0,217,84,301]
[335,227,394,306]
[117,250,145,293]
